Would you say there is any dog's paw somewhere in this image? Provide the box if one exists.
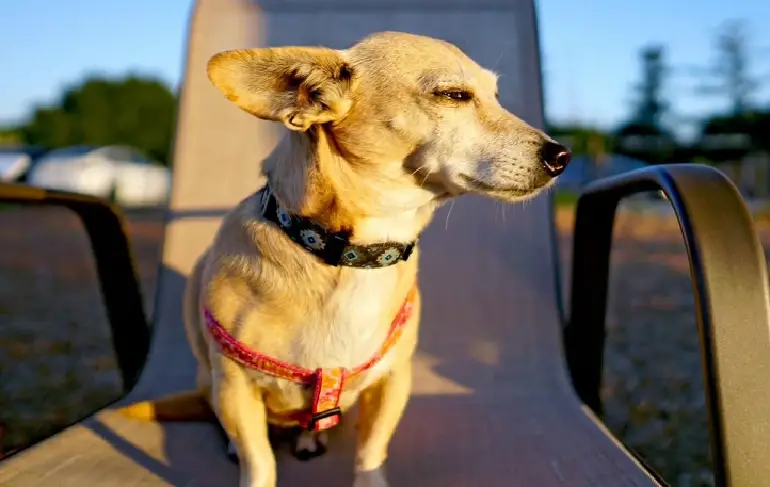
[291,430,328,461]
[353,468,390,487]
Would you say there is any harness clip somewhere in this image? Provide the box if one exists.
[308,407,342,432]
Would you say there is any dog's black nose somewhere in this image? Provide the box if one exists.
[540,142,572,177]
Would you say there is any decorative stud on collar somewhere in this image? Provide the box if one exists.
[260,185,416,268]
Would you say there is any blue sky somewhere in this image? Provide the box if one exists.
[1,0,769,133]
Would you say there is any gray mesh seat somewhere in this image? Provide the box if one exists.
[8,0,750,485]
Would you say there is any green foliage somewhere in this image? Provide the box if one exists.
[0,126,22,146]
[19,75,177,165]
[547,124,614,159]
[552,189,579,207]
[692,156,717,166]
[694,111,770,162]
[614,122,677,164]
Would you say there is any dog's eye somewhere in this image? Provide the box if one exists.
[437,90,473,102]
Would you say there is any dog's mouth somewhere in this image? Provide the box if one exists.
[458,174,532,197]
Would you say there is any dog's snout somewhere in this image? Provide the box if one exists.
[540,142,572,177]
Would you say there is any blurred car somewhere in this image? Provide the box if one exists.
[0,145,46,182]
[27,145,171,207]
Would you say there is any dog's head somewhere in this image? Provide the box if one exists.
[207,31,570,208]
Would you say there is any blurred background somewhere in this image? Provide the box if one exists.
[1,1,769,486]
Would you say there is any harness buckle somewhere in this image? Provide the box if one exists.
[307,407,342,432]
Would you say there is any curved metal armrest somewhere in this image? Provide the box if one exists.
[563,163,770,487]
[0,182,151,391]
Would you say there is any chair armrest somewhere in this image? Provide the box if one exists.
[563,163,770,487]
[0,182,151,392]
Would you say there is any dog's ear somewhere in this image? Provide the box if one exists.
[207,47,357,131]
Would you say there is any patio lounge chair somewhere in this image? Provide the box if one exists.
[2,0,769,485]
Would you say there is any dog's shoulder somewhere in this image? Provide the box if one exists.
[201,187,330,308]
[206,190,270,259]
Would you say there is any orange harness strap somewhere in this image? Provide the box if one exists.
[204,287,417,432]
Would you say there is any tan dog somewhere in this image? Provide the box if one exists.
[118,31,571,487]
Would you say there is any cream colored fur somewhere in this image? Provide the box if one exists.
[118,31,565,487]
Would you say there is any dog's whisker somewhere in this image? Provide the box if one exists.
[491,42,515,72]
[492,48,506,71]
[410,164,429,178]
[444,200,455,231]
[420,171,432,188]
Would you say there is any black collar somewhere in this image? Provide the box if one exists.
[260,185,416,268]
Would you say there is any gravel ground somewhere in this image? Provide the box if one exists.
[557,203,770,487]
[2,202,769,486]
[0,206,163,457]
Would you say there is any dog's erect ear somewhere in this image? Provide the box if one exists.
[207,47,357,131]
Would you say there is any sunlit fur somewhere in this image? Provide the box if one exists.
[118,32,563,487]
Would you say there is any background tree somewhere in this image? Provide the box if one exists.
[696,19,759,116]
[615,44,676,163]
[547,124,613,159]
[697,113,756,162]
[0,126,22,146]
[20,75,177,165]
[684,19,769,163]
[630,45,669,128]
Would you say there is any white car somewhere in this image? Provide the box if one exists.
[27,145,171,207]
[0,147,42,182]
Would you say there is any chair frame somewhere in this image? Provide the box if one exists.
[2,103,769,487]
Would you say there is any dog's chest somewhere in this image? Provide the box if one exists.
[242,270,401,413]
[293,269,399,370]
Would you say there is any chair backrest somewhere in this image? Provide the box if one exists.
[133,0,568,399]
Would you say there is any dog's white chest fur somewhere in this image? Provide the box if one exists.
[293,268,400,370]
[284,211,424,371]
[241,268,402,413]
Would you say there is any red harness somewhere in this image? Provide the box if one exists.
[204,287,417,432]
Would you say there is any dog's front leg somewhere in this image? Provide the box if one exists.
[215,369,276,487]
[354,360,412,487]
